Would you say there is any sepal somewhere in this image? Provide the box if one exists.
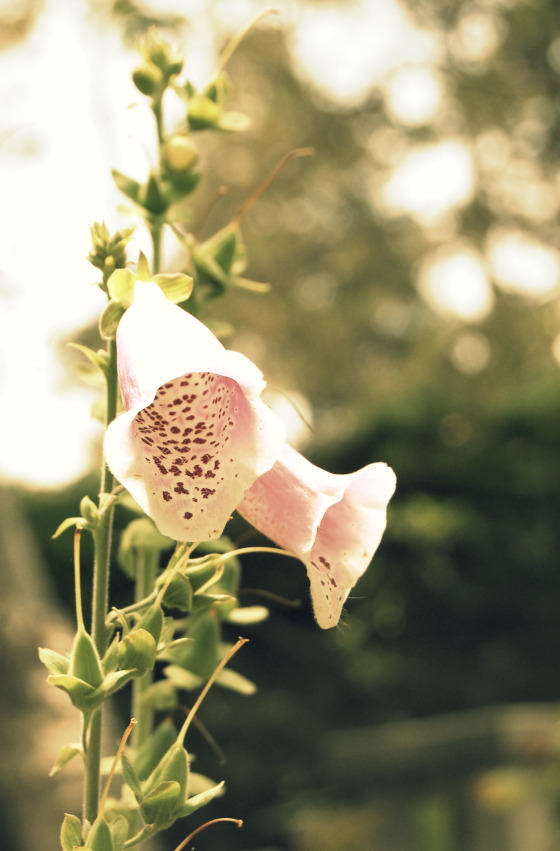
[50,742,83,777]
[112,170,142,206]
[108,816,128,851]
[61,813,83,851]
[99,300,126,340]
[132,719,176,781]
[86,817,114,851]
[175,779,225,818]
[39,646,69,676]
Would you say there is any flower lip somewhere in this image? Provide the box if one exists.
[104,282,285,542]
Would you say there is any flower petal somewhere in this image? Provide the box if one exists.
[104,283,285,541]
[238,444,396,628]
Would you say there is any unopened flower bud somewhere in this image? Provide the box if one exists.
[132,63,163,96]
[118,628,157,673]
[163,136,199,173]
[187,96,221,131]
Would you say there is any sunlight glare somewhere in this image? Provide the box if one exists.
[289,0,441,107]
[487,229,560,296]
[378,139,475,224]
[418,245,494,322]
[384,65,443,126]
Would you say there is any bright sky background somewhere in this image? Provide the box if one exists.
[1,0,558,487]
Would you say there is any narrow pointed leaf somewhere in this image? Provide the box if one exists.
[39,646,69,676]
[176,780,225,818]
[50,742,84,777]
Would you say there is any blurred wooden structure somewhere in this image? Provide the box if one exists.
[297,704,560,851]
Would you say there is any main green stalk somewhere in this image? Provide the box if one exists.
[84,337,118,825]
[131,550,158,749]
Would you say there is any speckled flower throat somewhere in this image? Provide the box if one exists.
[135,372,249,538]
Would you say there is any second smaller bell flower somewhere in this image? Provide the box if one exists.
[238,444,396,628]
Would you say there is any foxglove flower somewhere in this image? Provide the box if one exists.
[104,282,285,541]
[238,444,396,628]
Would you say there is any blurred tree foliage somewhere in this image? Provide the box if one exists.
[14,0,560,847]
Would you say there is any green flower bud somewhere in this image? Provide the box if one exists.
[88,222,134,289]
[141,29,184,79]
[137,601,164,644]
[142,173,168,214]
[70,629,104,688]
[163,137,199,173]
[79,496,99,529]
[203,73,231,105]
[140,780,182,830]
[118,629,157,674]
[132,63,163,96]
[187,96,222,131]
[143,742,188,805]
[133,719,176,781]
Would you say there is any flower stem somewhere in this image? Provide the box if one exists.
[150,222,162,275]
[131,550,158,750]
[84,336,118,825]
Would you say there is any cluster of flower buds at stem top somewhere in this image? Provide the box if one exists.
[88,222,134,291]
[132,28,184,98]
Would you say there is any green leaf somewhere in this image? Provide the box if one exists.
[47,674,101,711]
[216,667,257,696]
[161,574,193,611]
[140,678,179,711]
[67,343,110,377]
[121,751,142,801]
[166,612,220,678]
[112,170,142,204]
[61,813,83,851]
[217,110,252,132]
[175,780,225,818]
[39,647,69,676]
[50,742,83,777]
[102,669,136,697]
[52,517,84,539]
[227,605,270,625]
[163,664,204,692]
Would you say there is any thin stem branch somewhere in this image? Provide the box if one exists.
[177,637,248,746]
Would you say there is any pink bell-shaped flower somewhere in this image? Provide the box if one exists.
[104,282,285,541]
[238,444,396,628]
